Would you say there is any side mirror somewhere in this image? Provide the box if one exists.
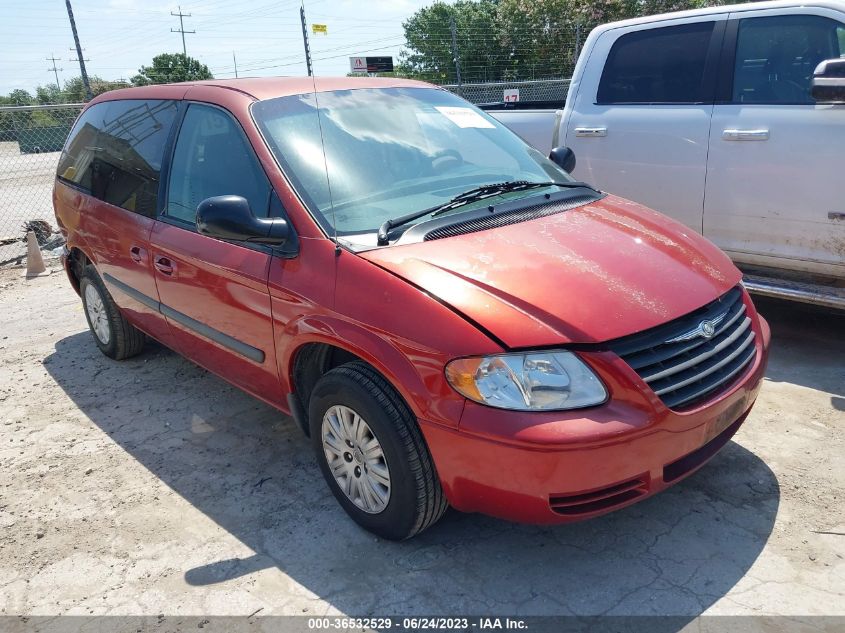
[196,195,290,246]
[811,58,845,103]
[549,146,577,173]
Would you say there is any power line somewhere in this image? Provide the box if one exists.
[68,46,90,65]
[171,6,195,56]
[46,53,63,89]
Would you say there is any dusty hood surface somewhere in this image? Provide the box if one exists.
[361,195,741,348]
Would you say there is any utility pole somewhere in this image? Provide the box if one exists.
[171,6,195,57]
[449,16,462,94]
[299,5,313,77]
[233,51,239,78]
[46,54,63,90]
[65,0,92,100]
[68,47,90,65]
[574,23,583,64]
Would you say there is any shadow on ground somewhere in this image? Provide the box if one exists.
[44,312,790,617]
[754,297,845,399]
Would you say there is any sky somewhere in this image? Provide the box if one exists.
[0,0,435,96]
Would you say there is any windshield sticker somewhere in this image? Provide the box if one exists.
[434,106,495,129]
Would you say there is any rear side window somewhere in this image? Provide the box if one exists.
[732,15,845,104]
[57,100,178,216]
[598,22,716,104]
[165,104,271,225]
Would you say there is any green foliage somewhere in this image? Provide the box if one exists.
[398,0,506,83]
[400,0,757,83]
[62,75,129,102]
[7,89,34,106]
[35,84,63,105]
[131,53,214,86]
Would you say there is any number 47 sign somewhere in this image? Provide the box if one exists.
[503,88,520,103]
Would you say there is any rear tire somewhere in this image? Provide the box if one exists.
[309,361,447,540]
[79,266,145,360]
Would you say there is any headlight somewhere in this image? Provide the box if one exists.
[445,351,607,411]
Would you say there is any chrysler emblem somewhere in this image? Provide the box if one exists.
[665,311,728,344]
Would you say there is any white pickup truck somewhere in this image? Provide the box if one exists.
[488,0,845,309]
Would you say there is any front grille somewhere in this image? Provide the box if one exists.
[423,195,595,241]
[608,287,756,410]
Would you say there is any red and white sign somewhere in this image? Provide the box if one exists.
[349,57,367,73]
[503,88,520,102]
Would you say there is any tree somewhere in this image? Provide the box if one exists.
[35,84,63,105]
[401,0,758,83]
[131,53,213,86]
[63,75,129,102]
[398,0,509,83]
[8,89,33,106]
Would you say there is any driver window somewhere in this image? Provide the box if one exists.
[732,14,845,104]
[166,104,271,224]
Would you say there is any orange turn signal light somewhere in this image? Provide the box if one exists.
[445,357,484,403]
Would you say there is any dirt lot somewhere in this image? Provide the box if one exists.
[0,263,842,619]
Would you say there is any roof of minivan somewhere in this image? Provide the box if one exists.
[95,76,437,103]
[596,0,845,31]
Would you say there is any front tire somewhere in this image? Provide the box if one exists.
[309,361,447,540]
[79,266,145,360]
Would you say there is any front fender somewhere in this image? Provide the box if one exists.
[276,313,467,428]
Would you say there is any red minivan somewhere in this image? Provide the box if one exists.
[53,78,770,540]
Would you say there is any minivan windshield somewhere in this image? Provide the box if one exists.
[251,87,574,247]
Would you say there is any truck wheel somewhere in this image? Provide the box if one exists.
[309,361,447,540]
[80,266,145,360]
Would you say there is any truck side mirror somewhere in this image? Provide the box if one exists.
[549,146,576,173]
[811,58,845,103]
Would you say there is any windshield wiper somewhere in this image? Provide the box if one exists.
[376,180,593,246]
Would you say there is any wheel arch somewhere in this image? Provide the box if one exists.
[281,318,462,435]
[64,246,94,295]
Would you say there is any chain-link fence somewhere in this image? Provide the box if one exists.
[0,103,82,264]
[442,78,571,105]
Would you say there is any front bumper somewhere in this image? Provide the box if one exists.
[419,314,771,524]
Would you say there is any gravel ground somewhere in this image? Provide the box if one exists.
[0,264,842,620]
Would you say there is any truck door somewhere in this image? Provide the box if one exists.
[704,8,845,277]
[564,17,726,233]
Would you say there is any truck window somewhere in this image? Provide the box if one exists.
[56,100,178,217]
[597,22,715,104]
[165,104,271,225]
[732,15,845,104]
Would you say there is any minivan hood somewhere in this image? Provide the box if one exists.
[361,195,741,348]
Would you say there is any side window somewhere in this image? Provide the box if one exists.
[57,100,178,216]
[597,22,716,104]
[732,15,845,104]
[165,104,271,225]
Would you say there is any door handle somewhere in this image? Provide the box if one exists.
[574,126,607,138]
[722,129,769,141]
[153,256,175,276]
[129,245,146,264]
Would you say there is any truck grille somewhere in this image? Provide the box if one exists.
[607,287,756,410]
